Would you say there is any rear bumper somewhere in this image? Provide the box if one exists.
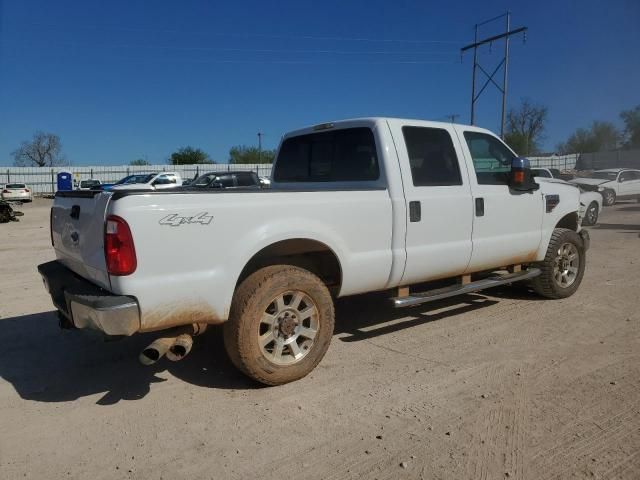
[37,260,140,336]
[1,192,31,200]
[579,229,590,251]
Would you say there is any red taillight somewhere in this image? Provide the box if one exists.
[24,189,30,193]
[104,215,137,276]
[1,189,8,194]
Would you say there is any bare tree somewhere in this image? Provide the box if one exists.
[12,131,65,167]
[504,99,548,155]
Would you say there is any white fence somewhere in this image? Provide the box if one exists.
[0,164,274,195]
[527,154,578,171]
[1,155,582,195]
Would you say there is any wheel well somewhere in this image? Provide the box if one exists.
[236,239,342,295]
[555,212,579,231]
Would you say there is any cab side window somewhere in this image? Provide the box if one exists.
[402,127,462,186]
[463,132,515,185]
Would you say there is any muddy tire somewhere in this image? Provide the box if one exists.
[531,228,586,299]
[602,189,616,206]
[223,265,335,386]
[582,201,599,226]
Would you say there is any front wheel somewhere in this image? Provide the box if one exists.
[602,189,616,206]
[582,201,599,226]
[224,265,335,385]
[531,228,586,299]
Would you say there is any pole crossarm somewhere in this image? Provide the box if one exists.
[460,26,527,52]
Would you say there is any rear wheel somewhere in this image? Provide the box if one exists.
[603,189,616,206]
[582,201,599,226]
[224,265,335,385]
[531,228,586,299]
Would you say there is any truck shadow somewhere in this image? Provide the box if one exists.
[0,286,540,404]
[592,223,640,231]
[335,292,502,342]
[0,311,254,405]
[615,206,640,212]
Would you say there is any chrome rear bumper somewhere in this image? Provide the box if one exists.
[37,260,140,336]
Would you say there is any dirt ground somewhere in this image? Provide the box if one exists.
[0,198,638,480]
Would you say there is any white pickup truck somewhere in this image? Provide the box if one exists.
[39,118,589,385]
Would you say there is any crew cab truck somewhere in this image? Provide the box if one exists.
[38,118,589,385]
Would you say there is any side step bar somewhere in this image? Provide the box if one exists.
[391,268,541,308]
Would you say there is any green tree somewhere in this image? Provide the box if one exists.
[557,121,621,154]
[620,105,640,149]
[169,146,214,165]
[229,145,275,164]
[130,158,150,166]
[503,98,548,155]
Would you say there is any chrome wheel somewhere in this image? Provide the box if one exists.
[604,190,615,206]
[553,243,580,288]
[258,291,319,366]
[586,203,598,225]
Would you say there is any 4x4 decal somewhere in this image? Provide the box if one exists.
[159,212,213,227]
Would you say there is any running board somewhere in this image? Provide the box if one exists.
[391,268,541,308]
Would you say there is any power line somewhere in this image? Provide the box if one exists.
[3,49,459,66]
[8,39,459,56]
[22,21,463,45]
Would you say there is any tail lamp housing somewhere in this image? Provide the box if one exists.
[105,215,137,275]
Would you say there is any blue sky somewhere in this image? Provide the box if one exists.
[1,0,639,165]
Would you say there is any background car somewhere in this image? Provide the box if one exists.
[570,168,640,206]
[534,176,603,226]
[530,167,574,181]
[186,171,261,189]
[111,172,182,191]
[77,179,102,190]
[97,173,157,191]
[1,183,33,202]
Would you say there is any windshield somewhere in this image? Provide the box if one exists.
[6,184,26,189]
[115,174,155,185]
[591,171,618,180]
[531,169,551,178]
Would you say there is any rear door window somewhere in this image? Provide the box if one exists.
[274,127,379,183]
[402,127,462,186]
[217,175,235,188]
[236,173,258,187]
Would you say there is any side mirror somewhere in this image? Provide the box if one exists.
[510,157,539,192]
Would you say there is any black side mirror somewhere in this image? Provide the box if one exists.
[510,157,539,192]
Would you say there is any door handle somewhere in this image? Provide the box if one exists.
[475,198,485,217]
[70,205,80,219]
[409,201,421,222]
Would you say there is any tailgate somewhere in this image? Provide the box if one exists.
[51,191,112,289]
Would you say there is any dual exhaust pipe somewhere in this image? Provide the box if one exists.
[139,323,206,366]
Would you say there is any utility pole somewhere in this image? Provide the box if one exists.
[461,12,527,137]
[257,132,263,163]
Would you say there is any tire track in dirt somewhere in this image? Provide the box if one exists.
[533,402,640,479]
[461,362,530,480]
